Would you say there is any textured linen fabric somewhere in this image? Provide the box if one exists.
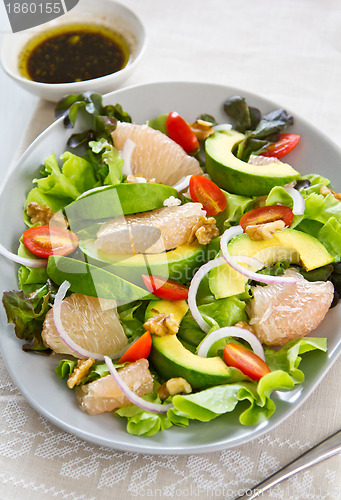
[1,0,341,499]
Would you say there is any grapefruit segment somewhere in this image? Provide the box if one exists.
[246,268,334,346]
[75,358,153,415]
[112,122,203,185]
[42,293,128,357]
[95,202,206,254]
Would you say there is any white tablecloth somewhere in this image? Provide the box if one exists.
[1,1,341,499]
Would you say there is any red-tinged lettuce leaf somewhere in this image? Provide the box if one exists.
[2,282,56,353]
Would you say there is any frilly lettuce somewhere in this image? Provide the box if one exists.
[265,174,341,259]
[89,139,123,186]
[17,242,48,294]
[116,394,177,437]
[170,370,294,426]
[264,337,327,384]
[113,337,327,436]
[25,152,98,213]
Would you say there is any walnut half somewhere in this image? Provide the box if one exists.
[143,313,179,336]
[67,358,95,389]
[26,202,68,228]
[188,119,215,141]
[320,185,341,202]
[157,377,192,400]
[234,321,256,335]
[245,219,286,241]
[188,216,219,245]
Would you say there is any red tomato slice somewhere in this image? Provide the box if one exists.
[189,175,227,216]
[166,111,199,153]
[118,331,152,363]
[223,342,270,381]
[239,205,294,231]
[262,133,300,159]
[22,226,79,258]
[142,274,189,300]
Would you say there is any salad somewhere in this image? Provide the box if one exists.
[2,91,341,439]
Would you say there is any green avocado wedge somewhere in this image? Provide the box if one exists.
[205,130,300,196]
[145,299,189,324]
[150,334,248,389]
[209,228,334,299]
[47,255,153,302]
[79,240,206,286]
[65,183,178,228]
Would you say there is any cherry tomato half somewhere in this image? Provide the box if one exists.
[142,274,189,301]
[189,175,227,216]
[118,331,152,363]
[223,342,270,381]
[239,205,294,231]
[262,133,300,159]
[166,111,199,153]
[22,226,79,258]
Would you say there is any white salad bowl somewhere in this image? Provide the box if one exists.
[0,81,340,455]
[0,0,146,102]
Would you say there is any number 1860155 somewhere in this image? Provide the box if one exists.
[5,2,62,14]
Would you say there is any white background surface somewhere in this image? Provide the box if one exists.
[1,1,341,499]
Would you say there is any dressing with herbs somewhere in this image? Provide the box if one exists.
[19,23,131,84]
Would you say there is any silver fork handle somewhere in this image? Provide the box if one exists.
[235,429,341,500]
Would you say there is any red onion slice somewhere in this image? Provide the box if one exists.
[53,281,129,361]
[121,138,136,176]
[188,254,264,333]
[75,185,112,201]
[284,186,305,215]
[197,326,265,361]
[172,175,192,192]
[231,254,264,269]
[188,256,226,333]
[104,356,173,414]
[0,242,47,268]
[220,226,297,285]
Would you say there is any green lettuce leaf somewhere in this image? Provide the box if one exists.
[266,186,304,228]
[178,296,248,348]
[300,173,330,191]
[147,114,168,134]
[316,217,341,260]
[116,394,174,436]
[55,359,126,385]
[117,301,147,340]
[264,337,327,384]
[216,190,254,231]
[89,139,123,186]
[266,175,341,259]
[114,337,327,435]
[170,370,294,425]
[55,359,77,378]
[25,152,98,213]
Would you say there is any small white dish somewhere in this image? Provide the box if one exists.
[0,0,146,102]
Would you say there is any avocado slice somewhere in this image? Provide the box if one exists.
[47,255,153,301]
[145,299,188,324]
[150,334,247,389]
[209,228,334,299]
[65,183,178,229]
[205,131,300,196]
[80,240,206,286]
